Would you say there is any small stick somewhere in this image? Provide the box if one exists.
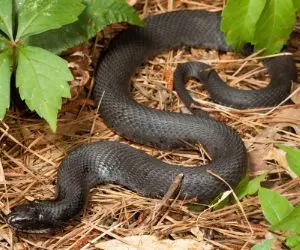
[159,173,184,204]
[143,173,184,227]
[207,170,254,249]
[151,173,184,227]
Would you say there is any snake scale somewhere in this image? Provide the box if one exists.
[6,10,296,233]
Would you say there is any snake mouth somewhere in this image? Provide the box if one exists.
[6,203,58,234]
[6,212,54,234]
[6,214,54,234]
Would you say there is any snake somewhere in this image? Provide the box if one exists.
[6,10,296,233]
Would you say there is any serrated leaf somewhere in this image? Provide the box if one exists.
[16,46,72,131]
[16,0,85,40]
[235,174,266,200]
[251,239,273,250]
[259,188,293,225]
[221,0,266,51]
[0,49,13,120]
[278,145,300,176]
[26,0,143,54]
[286,234,300,248]
[0,0,13,39]
[272,205,300,233]
[254,0,297,55]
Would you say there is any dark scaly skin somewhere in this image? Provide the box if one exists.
[6,10,296,233]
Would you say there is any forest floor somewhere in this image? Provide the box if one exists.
[1,0,300,249]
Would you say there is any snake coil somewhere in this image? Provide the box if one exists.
[6,10,296,233]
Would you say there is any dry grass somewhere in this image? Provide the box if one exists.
[1,0,300,249]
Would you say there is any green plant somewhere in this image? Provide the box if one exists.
[251,145,300,250]
[0,0,142,131]
[208,173,267,210]
[202,145,300,249]
[221,0,300,55]
[278,145,300,176]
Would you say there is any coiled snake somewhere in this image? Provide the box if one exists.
[6,10,296,233]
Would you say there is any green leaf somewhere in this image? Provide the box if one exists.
[0,35,9,52]
[0,49,13,120]
[292,245,300,250]
[247,174,267,195]
[254,0,297,55]
[278,145,300,176]
[286,234,300,248]
[221,0,266,51]
[16,46,72,131]
[294,0,300,12]
[211,190,231,210]
[187,203,205,212]
[0,0,13,39]
[15,0,26,13]
[251,239,273,250]
[26,0,143,54]
[235,176,250,199]
[272,205,300,233]
[235,174,266,200]
[259,188,294,225]
[16,0,85,40]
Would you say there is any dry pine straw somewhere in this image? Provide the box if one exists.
[0,0,300,249]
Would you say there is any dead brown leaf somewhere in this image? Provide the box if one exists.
[247,124,288,174]
[268,106,300,125]
[95,235,213,250]
[267,148,298,178]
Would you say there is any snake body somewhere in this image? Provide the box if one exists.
[6,10,296,233]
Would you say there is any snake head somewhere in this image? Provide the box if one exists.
[6,201,63,233]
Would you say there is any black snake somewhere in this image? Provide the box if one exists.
[6,10,296,233]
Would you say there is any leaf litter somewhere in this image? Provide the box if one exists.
[0,0,300,249]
